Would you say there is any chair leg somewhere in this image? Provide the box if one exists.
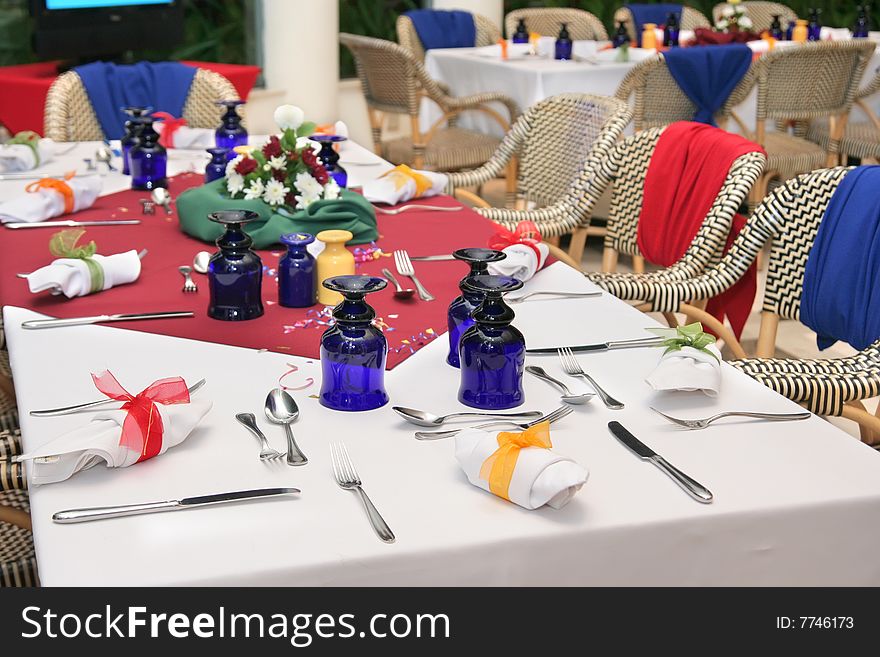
[566,228,588,265]
[632,255,645,273]
[0,505,31,531]
[601,247,618,273]
[505,157,518,208]
[755,311,779,358]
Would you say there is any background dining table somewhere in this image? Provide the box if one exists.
[3,139,880,586]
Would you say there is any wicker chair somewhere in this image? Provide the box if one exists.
[503,8,608,41]
[590,167,880,442]
[712,2,797,33]
[396,12,501,62]
[613,5,711,42]
[340,32,518,174]
[44,67,238,142]
[806,68,880,164]
[0,424,35,587]
[733,40,874,206]
[444,93,631,260]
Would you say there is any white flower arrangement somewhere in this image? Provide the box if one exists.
[714,2,752,32]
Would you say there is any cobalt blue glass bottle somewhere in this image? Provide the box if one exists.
[554,22,573,60]
[769,14,784,40]
[447,248,506,368]
[278,232,317,308]
[205,147,230,183]
[310,134,348,188]
[612,21,629,47]
[663,12,680,47]
[129,116,167,191]
[807,8,821,41]
[512,18,529,43]
[215,100,248,160]
[319,276,389,412]
[786,19,796,40]
[458,275,526,410]
[120,106,150,176]
[853,6,870,38]
[207,210,264,321]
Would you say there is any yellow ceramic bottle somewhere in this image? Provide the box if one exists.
[642,23,658,50]
[315,229,355,305]
[792,19,808,43]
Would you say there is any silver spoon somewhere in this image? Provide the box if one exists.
[264,388,308,466]
[151,188,173,215]
[392,405,543,427]
[193,251,211,274]
[381,267,415,299]
[95,144,117,171]
[525,365,594,405]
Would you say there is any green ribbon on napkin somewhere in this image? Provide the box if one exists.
[175,178,379,249]
[49,229,104,294]
[645,322,720,363]
[8,130,41,166]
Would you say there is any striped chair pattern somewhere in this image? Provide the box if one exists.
[443,93,631,257]
[613,5,711,43]
[396,12,501,62]
[0,427,36,587]
[44,67,239,142]
[712,2,797,33]
[503,7,608,41]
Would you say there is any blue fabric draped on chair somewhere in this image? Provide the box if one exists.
[73,61,198,140]
[626,3,681,45]
[664,44,752,126]
[801,166,880,351]
[403,9,477,50]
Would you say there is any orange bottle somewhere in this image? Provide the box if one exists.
[642,23,658,50]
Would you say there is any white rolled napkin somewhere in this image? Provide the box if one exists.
[645,344,722,397]
[0,138,55,172]
[820,27,852,41]
[26,250,142,298]
[154,121,215,150]
[0,175,102,223]
[18,399,212,485]
[361,165,448,205]
[487,242,549,282]
[454,427,588,510]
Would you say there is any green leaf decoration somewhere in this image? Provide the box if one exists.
[645,322,720,363]
[297,121,316,138]
[48,229,97,259]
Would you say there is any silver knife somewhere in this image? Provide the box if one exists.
[30,378,206,417]
[22,311,195,330]
[52,487,301,523]
[608,421,713,504]
[410,254,455,261]
[526,336,664,354]
[5,220,141,229]
[0,172,74,181]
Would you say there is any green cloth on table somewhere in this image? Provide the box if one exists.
[176,178,378,248]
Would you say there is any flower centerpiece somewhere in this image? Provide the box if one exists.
[715,0,753,33]
[224,104,341,210]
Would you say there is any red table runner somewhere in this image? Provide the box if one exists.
[0,175,499,369]
[0,60,261,135]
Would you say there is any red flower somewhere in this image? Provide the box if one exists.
[235,157,258,175]
[311,165,329,186]
[284,191,297,207]
[262,135,282,159]
[272,169,287,183]
[301,148,317,167]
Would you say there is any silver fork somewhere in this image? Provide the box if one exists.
[414,405,573,440]
[651,407,812,430]
[394,249,434,301]
[235,413,285,461]
[330,442,395,543]
[179,266,198,293]
[374,204,462,215]
[558,346,624,410]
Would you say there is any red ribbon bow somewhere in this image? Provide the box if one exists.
[153,111,188,149]
[91,371,190,462]
[488,220,544,262]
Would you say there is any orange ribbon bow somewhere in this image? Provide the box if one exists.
[25,171,76,214]
[479,421,552,501]
[153,111,188,149]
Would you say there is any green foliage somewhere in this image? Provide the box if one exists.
[339,0,421,78]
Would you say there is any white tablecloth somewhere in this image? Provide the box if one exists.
[5,262,880,585]
[424,42,880,138]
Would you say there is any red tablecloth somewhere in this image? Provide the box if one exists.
[0,60,261,135]
[0,175,499,369]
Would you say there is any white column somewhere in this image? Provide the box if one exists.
[432,0,503,28]
[260,0,339,124]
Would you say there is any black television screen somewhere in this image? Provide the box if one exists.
[30,0,185,62]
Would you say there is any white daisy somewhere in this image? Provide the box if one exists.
[323,178,341,201]
[721,6,735,17]
[263,178,289,206]
[295,171,322,197]
[268,155,287,170]
[225,154,242,177]
[226,172,244,196]
[243,178,265,200]
[739,16,752,29]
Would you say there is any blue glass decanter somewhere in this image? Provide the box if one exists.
[853,6,870,38]
[554,22,573,60]
[446,248,506,368]
[205,147,230,183]
[663,12,679,47]
[120,106,150,176]
[207,210,264,321]
[807,8,821,41]
[319,275,389,412]
[512,18,529,43]
[215,100,248,159]
[129,116,167,191]
[612,21,629,47]
[310,134,348,188]
[458,275,526,410]
[278,232,317,308]
[769,14,784,40]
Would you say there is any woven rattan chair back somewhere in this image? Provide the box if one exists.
[396,12,501,62]
[340,32,421,117]
[712,2,797,33]
[44,67,238,142]
[613,5,711,42]
[504,8,608,41]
